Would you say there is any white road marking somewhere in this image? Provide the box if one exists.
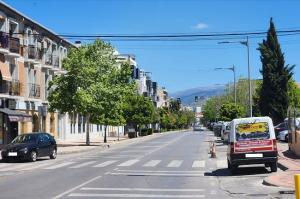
[44,162,76,169]
[69,161,97,168]
[118,159,139,167]
[0,163,37,171]
[68,193,205,198]
[93,160,117,168]
[21,161,57,171]
[115,169,204,173]
[217,160,227,168]
[143,160,161,167]
[167,160,182,167]
[51,176,102,199]
[108,172,204,177]
[81,188,204,192]
[192,161,205,168]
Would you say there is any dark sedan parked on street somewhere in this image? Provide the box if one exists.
[1,132,57,162]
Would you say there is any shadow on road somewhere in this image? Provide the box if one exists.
[205,166,270,177]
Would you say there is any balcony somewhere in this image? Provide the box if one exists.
[52,54,59,68]
[0,80,21,96]
[29,83,40,98]
[26,45,43,63]
[0,31,9,54]
[45,53,52,66]
[8,37,20,57]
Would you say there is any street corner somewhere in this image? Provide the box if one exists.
[263,170,298,189]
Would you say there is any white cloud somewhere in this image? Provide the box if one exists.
[192,23,208,30]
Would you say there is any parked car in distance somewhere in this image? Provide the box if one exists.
[222,123,231,143]
[193,124,206,131]
[221,122,230,141]
[1,132,57,162]
[274,122,288,138]
[227,117,278,173]
[277,130,288,142]
[213,123,223,137]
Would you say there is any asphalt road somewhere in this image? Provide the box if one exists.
[0,130,295,199]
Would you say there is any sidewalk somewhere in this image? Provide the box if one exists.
[264,142,300,189]
[56,136,129,155]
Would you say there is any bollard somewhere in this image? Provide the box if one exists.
[295,174,300,199]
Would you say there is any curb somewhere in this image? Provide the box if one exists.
[277,160,289,171]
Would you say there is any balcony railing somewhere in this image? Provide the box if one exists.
[0,80,21,96]
[9,37,20,54]
[0,31,8,49]
[52,54,59,68]
[29,83,40,98]
[28,45,43,60]
[45,53,52,65]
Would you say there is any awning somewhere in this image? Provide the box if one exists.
[0,61,12,81]
[0,108,32,122]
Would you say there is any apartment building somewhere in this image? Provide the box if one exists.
[156,86,169,108]
[0,2,72,144]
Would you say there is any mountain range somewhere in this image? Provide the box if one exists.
[170,85,225,105]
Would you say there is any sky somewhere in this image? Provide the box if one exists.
[3,0,300,93]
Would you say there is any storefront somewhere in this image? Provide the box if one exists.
[0,108,31,145]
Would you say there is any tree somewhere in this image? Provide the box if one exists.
[123,94,156,136]
[257,18,295,124]
[219,102,245,121]
[49,39,134,144]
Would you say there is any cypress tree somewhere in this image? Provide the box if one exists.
[257,18,294,125]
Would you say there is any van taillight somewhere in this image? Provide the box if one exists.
[272,139,277,151]
[230,142,234,154]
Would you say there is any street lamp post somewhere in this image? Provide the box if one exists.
[215,65,236,105]
[218,36,252,117]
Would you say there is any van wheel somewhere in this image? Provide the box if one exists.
[228,160,237,174]
[270,162,278,172]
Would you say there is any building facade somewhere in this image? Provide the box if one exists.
[0,2,73,144]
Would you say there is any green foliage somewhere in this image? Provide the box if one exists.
[158,105,194,131]
[48,39,135,144]
[219,102,245,121]
[257,18,295,124]
[123,94,156,127]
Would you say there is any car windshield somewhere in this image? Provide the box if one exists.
[11,135,37,144]
[235,122,270,141]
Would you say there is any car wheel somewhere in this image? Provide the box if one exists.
[50,149,57,159]
[285,134,288,142]
[29,151,37,162]
[270,162,278,172]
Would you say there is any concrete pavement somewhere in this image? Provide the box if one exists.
[264,141,300,190]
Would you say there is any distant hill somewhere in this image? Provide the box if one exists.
[170,85,225,105]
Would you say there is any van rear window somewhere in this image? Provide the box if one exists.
[235,122,270,141]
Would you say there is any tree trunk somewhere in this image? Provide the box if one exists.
[104,125,107,143]
[86,114,90,146]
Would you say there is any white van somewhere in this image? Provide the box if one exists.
[227,117,278,173]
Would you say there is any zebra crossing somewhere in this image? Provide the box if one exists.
[0,158,228,172]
